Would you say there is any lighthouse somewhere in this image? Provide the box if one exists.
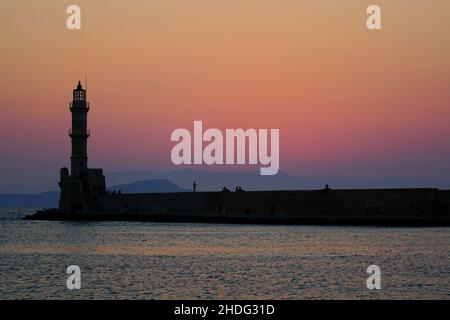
[69,81,89,176]
[59,81,106,213]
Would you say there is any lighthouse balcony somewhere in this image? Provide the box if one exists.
[69,129,90,138]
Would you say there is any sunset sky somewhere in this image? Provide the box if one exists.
[1,0,450,192]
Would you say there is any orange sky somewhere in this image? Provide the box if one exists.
[1,0,450,191]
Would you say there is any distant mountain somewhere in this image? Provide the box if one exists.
[5,165,450,195]
[0,179,188,208]
[106,169,450,192]
[0,191,59,208]
[109,179,189,193]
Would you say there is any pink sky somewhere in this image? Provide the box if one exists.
[1,0,450,192]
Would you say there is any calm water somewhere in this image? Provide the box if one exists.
[0,208,449,299]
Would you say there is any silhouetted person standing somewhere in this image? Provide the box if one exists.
[193,181,197,192]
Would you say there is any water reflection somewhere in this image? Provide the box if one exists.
[0,209,449,299]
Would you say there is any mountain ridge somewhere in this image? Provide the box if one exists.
[0,179,188,208]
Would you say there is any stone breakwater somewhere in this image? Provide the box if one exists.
[25,188,450,227]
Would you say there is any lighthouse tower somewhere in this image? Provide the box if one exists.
[59,81,106,213]
[70,81,89,175]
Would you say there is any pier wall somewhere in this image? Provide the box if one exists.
[93,189,450,219]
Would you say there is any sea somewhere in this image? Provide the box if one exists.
[0,208,449,299]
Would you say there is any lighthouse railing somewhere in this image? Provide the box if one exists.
[68,129,90,136]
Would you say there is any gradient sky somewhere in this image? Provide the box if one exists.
[1,0,450,192]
